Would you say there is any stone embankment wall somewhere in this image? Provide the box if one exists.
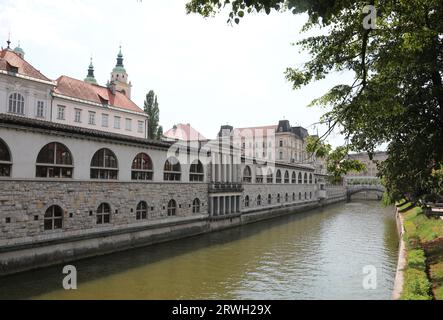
[0,183,346,276]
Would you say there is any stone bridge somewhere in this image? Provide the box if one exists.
[345,184,385,201]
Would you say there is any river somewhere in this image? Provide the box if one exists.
[0,200,398,300]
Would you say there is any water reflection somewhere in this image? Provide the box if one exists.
[0,201,398,300]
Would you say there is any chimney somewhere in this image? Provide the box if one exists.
[107,81,116,95]
[218,125,233,137]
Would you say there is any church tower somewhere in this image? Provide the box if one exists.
[110,46,132,99]
[84,57,97,85]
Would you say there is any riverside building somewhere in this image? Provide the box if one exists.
[0,41,344,275]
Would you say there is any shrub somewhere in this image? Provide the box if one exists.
[407,250,426,270]
[435,287,443,300]
[401,269,432,300]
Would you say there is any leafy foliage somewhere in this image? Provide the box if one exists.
[326,146,366,184]
[306,136,365,184]
[144,90,163,140]
[401,268,432,300]
[186,0,443,202]
[407,249,427,270]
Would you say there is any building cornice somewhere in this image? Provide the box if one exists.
[52,92,147,117]
[0,113,171,150]
[0,70,56,86]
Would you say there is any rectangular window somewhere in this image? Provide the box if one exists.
[137,121,144,133]
[114,116,121,129]
[57,105,65,120]
[125,118,132,131]
[102,114,109,127]
[36,101,44,118]
[88,111,96,125]
[74,109,82,123]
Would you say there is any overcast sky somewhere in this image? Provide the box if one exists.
[0,0,355,146]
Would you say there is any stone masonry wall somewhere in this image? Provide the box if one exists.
[0,180,208,246]
[242,183,319,212]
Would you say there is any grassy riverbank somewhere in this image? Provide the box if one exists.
[398,201,443,300]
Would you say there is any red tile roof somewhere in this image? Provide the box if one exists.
[54,76,143,114]
[164,123,207,141]
[0,49,51,82]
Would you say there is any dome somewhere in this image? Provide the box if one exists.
[112,65,126,73]
[13,45,25,58]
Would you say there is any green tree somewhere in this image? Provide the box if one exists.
[307,136,365,184]
[186,0,443,202]
[156,125,163,139]
[306,135,332,159]
[326,147,366,185]
[144,90,161,140]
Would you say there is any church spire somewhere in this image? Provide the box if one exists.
[113,45,126,72]
[116,45,124,67]
[84,57,97,85]
[110,45,131,99]
[6,32,11,49]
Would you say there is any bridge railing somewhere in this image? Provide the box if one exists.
[344,176,382,186]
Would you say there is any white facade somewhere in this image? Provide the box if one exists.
[0,73,54,121]
[0,48,148,139]
[51,95,147,138]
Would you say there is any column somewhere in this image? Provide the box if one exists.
[218,153,222,183]
[213,197,218,216]
[226,161,230,183]
[227,197,230,214]
[231,155,235,182]
[219,196,224,215]
[211,154,215,183]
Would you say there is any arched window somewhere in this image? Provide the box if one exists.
[266,168,273,183]
[245,195,250,207]
[44,205,63,230]
[164,157,181,181]
[310,192,312,199]
[132,153,153,180]
[285,193,289,202]
[255,168,263,183]
[167,199,177,216]
[190,160,204,182]
[277,194,281,203]
[192,198,200,213]
[299,192,302,200]
[284,171,289,183]
[257,195,261,206]
[8,93,25,114]
[305,192,307,199]
[91,148,118,180]
[0,139,12,177]
[298,172,302,184]
[309,173,313,184]
[97,203,111,224]
[36,142,73,178]
[243,166,252,183]
[267,194,272,205]
[293,192,296,201]
[304,173,308,184]
[276,170,282,183]
[136,201,148,220]
[291,172,296,184]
